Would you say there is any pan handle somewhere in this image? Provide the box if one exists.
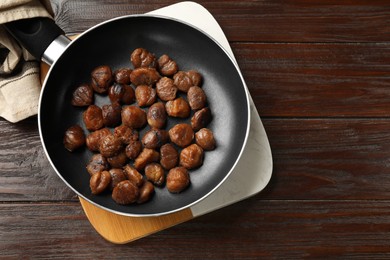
[4,17,70,65]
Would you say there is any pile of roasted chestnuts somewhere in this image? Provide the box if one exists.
[63,48,216,205]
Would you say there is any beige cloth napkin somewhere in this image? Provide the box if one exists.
[0,0,53,123]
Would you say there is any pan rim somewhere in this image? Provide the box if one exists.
[38,13,251,217]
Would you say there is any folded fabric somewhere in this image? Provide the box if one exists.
[0,0,53,123]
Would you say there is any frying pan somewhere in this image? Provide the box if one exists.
[6,14,250,216]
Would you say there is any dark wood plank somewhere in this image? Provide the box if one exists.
[1,0,390,257]
[1,200,390,258]
[1,118,390,201]
[233,43,390,117]
[261,118,390,200]
[0,118,76,201]
[46,1,390,118]
[50,0,390,43]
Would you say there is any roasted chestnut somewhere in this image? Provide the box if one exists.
[191,107,212,131]
[108,83,135,104]
[83,105,104,131]
[102,102,122,127]
[121,105,147,129]
[179,143,204,169]
[166,167,190,193]
[85,128,111,152]
[108,168,127,191]
[168,123,194,148]
[130,67,160,86]
[125,140,142,160]
[90,170,111,195]
[156,77,177,101]
[142,129,169,149]
[107,150,128,168]
[195,128,216,151]
[135,85,157,107]
[71,83,93,107]
[147,102,167,129]
[173,71,192,93]
[137,181,155,204]
[160,143,179,170]
[114,68,132,84]
[130,48,157,68]
[134,148,160,171]
[63,125,85,152]
[123,164,144,187]
[173,70,202,93]
[91,65,113,94]
[86,154,109,176]
[112,180,139,205]
[145,163,165,186]
[114,124,139,145]
[165,97,190,118]
[157,54,178,76]
[99,134,123,158]
[186,70,202,86]
[187,86,207,110]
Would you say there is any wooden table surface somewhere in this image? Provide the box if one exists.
[1,0,390,258]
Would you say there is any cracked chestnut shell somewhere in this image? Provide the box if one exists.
[102,102,122,127]
[145,163,165,186]
[86,154,109,176]
[112,180,139,205]
[114,125,139,145]
[71,83,93,106]
[130,48,157,68]
[91,65,113,94]
[99,134,122,158]
[114,68,132,84]
[142,129,169,149]
[108,168,127,191]
[90,170,111,195]
[156,77,177,101]
[157,54,178,76]
[108,83,135,104]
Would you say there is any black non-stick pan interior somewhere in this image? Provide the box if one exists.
[39,15,249,216]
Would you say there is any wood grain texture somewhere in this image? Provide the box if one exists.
[234,43,390,117]
[261,119,390,200]
[1,200,390,258]
[79,197,193,244]
[48,1,390,117]
[1,0,390,257]
[50,0,390,43]
[1,118,390,201]
[0,118,75,202]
